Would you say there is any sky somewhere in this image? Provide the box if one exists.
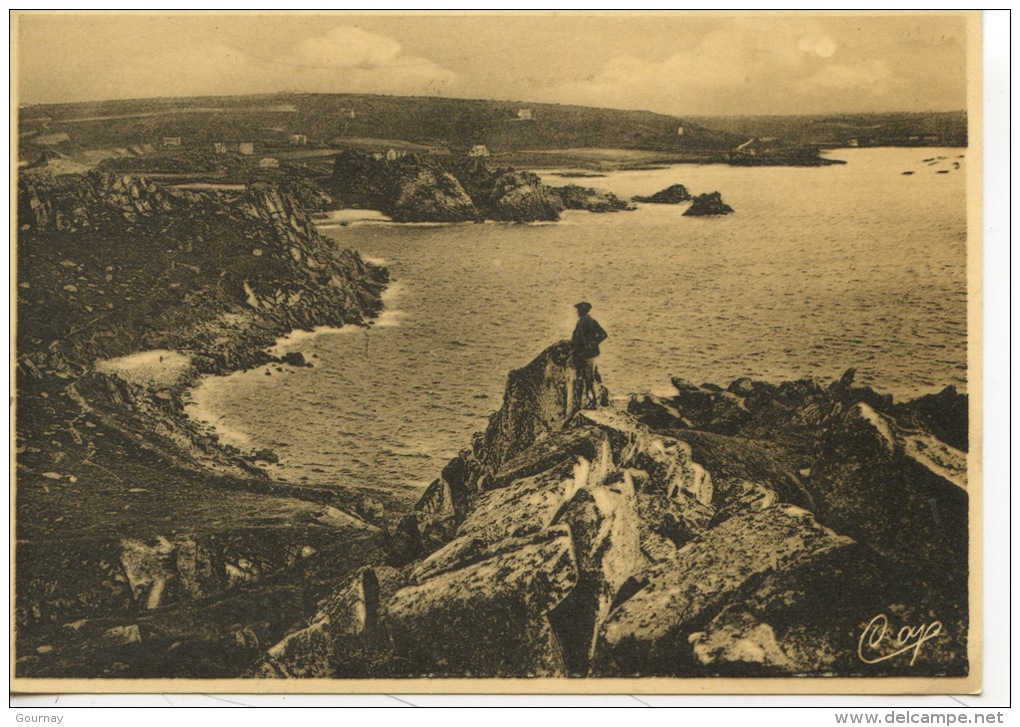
[15,12,971,116]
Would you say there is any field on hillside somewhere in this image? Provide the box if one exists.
[19,93,739,161]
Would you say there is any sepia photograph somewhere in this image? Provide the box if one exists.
[11,10,982,694]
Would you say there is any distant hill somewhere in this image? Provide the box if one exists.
[688,111,968,148]
[18,93,740,159]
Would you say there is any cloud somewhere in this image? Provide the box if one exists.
[539,19,904,115]
[273,27,455,94]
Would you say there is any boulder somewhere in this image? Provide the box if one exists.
[484,170,561,222]
[553,184,634,212]
[547,472,643,675]
[392,478,459,560]
[405,452,599,583]
[709,479,779,526]
[355,495,385,524]
[456,461,583,545]
[683,192,734,216]
[575,408,713,507]
[100,624,141,646]
[627,393,692,430]
[120,536,176,609]
[385,528,578,677]
[252,448,279,464]
[893,386,969,452]
[666,377,749,434]
[689,611,796,672]
[488,425,611,490]
[809,403,968,587]
[636,490,712,550]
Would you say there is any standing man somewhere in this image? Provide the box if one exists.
[571,301,608,409]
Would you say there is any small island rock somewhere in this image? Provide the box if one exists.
[683,192,734,216]
[632,184,692,204]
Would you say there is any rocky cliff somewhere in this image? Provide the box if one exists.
[330,151,638,223]
[329,151,746,223]
[250,343,968,679]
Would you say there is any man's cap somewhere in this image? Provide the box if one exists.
[574,301,592,314]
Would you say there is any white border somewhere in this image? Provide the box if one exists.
[6,7,1012,715]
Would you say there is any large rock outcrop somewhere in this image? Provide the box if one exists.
[330,152,571,223]
[632,184,692,204]
[474,340,608,474]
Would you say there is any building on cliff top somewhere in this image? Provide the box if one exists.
[517,108,533,120]
[468,144,490,157]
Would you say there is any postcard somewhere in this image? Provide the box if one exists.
[11,10,981,694]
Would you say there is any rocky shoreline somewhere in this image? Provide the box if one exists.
[245,342,968,679]
[330,150,634,223]
[15,168,966,681]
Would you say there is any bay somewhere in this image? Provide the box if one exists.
[187,147,968,500]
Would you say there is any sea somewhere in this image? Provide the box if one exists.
[186,147,969,502]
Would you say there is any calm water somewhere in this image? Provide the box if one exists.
[187,148,968,499]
